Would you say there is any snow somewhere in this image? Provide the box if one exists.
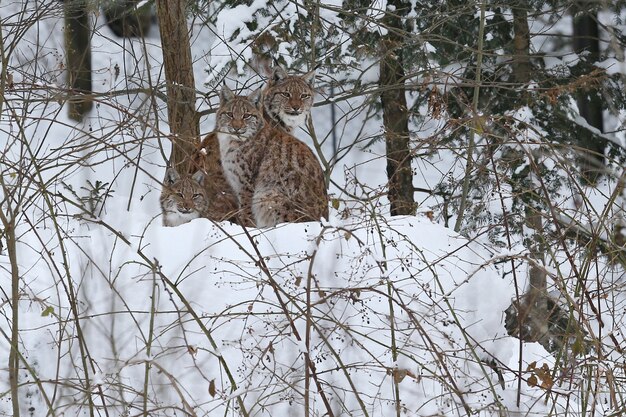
[597,56,626,77]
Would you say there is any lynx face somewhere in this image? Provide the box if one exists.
[263,66,315,132]
[160,168,208,227]
[215,86,265,142]
[216,86,266,209]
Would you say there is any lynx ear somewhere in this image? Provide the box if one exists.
[248,88,263,108]
[191,170,205,185]
[164,167,180,185]
[272,65,288,83]
[303,68,317,88]
[220,84,235,103]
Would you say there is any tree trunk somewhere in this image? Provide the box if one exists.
[616,172,626,251]
[512,3,531,85]
[507,1,550,348]
[155,0,199,172]
[513,1,546,308]
[379,0,416,216]
[573,2,604,183]
[523,200,549,336]
[64,0,92,121]
[102,0,152,38]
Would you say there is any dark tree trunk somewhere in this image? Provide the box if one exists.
[379,0,416,216]
[512,4,531,85]
[573,2,604,182]
[616,174,626,250]
[155,0,200,172]
[64,0,92,121]
[102,0,152,38]
[513,3,546,309]
[506,1,550,350]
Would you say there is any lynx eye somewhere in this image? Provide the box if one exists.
[243,113,253,120]
[280,92,291,98]
[192,193,202,199]
[176,192,184,198]
[301,94,311,99]
[225,112,234,118]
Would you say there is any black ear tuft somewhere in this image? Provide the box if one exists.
[191,170,205,185]
[164,167,180,185]
[220,85,235,103]
[303,68,316,87]
[248,88,263,108]
[272,65,288,82]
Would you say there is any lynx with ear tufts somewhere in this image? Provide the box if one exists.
[262,65,316,133]
[216,85,328,228]
[192,66,319,224]
[160,168,208,227]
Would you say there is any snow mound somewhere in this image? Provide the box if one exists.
[4,206,551,416]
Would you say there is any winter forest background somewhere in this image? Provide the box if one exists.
[1,0,626,416]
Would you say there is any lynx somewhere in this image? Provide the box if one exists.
[262,65,316,133]
[191,66,317,224]
[160,168,208,227]
[216,85,328,228]
[191,132,240,222]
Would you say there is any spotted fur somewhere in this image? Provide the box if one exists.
[216,85,328,228]
[191,132,240,222]
[191,67,317,225]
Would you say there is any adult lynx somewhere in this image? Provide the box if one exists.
[191,66,318,223]
[216,85,328,228]
[160,168,208,227]
[262,65,316,133]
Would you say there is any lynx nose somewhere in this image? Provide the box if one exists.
[285,104,302,116]
[231,120,246,134]
[178,200,194,213]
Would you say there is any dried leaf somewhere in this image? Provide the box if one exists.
[331,198,340,210]
[187,345,198,357]
[208,379,216,398]
[527,374,538,387]
[536,363,553,389]
[295,276,302,287]
[393,369,407,383]
[535,363,550,379]
[540,375,554,390]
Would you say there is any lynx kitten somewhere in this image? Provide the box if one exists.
[216,85,328,228]
[262,65,316,133]
[160,168,208,227]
